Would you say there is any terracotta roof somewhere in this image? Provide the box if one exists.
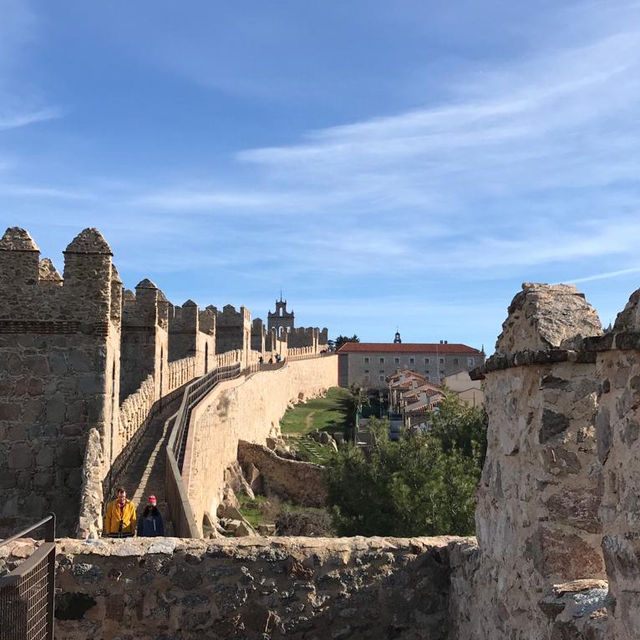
[338,342,482,355]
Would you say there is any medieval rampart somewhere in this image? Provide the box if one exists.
[14,262,640,638]
[182,356,338,534]
[0,225,332,539]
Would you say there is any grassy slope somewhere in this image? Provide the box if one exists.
[280,386,352,435]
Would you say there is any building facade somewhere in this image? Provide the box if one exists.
[337,339,485,390]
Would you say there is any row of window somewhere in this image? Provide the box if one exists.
[363,356,475,366]
[363,373,444,383]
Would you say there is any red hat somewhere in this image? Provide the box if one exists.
[148,495,157,504]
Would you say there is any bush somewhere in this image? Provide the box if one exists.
[275,509,334,536]
[326,398,487,537]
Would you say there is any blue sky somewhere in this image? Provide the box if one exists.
[2,1,640,351]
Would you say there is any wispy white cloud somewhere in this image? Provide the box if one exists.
[0,107,62,131]
[564,267,640,285]
[0,1,62,133]
[124,7,640,286]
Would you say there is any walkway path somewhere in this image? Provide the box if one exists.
[116,393,184,536]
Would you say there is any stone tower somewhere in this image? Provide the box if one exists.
[268,297,294,337]
[0,227,122,536]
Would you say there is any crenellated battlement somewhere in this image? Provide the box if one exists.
[0,227,122,537]
[0,227,120,328]
[0,224,331,543]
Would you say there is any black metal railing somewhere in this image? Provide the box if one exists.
[0,514,56,640]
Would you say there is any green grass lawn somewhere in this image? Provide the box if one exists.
[237,494,270,529]
[280,386,353,435]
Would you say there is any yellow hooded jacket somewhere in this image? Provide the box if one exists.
[104,499,137,535]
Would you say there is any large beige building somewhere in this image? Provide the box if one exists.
[337,339,484,390]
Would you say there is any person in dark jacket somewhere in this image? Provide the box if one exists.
[137,495,165,537]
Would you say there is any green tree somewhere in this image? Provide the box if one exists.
[333,334,360,350]
[326,402,487,536]
[428,391,487,460]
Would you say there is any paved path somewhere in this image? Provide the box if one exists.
[116,393,184,536]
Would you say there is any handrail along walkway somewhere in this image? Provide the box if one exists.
[164,352,331,537]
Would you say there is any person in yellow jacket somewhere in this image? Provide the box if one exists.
[104,487,137,537]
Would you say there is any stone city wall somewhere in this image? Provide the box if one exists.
[166,355,198,393]
[237,440,328,507]
[183,356,338,534]
[3,535,458,640]
[3,535,607,640]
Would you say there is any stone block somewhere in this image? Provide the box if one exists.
[527,526,604,580]
[77,375,102,394]
[57,441,83,468]
[22,398,44,423]
[8,442,33,469]
[0,401,22,421]
[36,446,54,467]
[48,351,68,375]
[23,354,49,376]
[539,410,570,444]
[0,469,17,489]
[69,350,93,373]
[23,494,47,518]
[46,395,67,424]
[33,470,54,489]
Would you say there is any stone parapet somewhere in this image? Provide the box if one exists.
[3,535,460,640]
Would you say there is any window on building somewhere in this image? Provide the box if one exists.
[453,358,458,365]
[364,369,369,374]
[379,375,385,382]
[425,375,430,381]
[380,357,385,363]
[424,358,429,364]
[379,369,385,374]
[439,358,444,364]
[364,356,369,364]
[468,357,475,367]
[409,357,415,364]
[394,357,400,364]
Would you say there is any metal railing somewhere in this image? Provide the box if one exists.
[0,515,56,640]
[165,359,287,537]
[170,362,242,472]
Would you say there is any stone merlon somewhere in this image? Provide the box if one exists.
[0,227,40,251]
[496,282,602,355]
[64,228,112,255]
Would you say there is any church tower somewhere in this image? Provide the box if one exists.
[268,296,295,337]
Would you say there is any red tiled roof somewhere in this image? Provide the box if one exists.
[337,342,482,355]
